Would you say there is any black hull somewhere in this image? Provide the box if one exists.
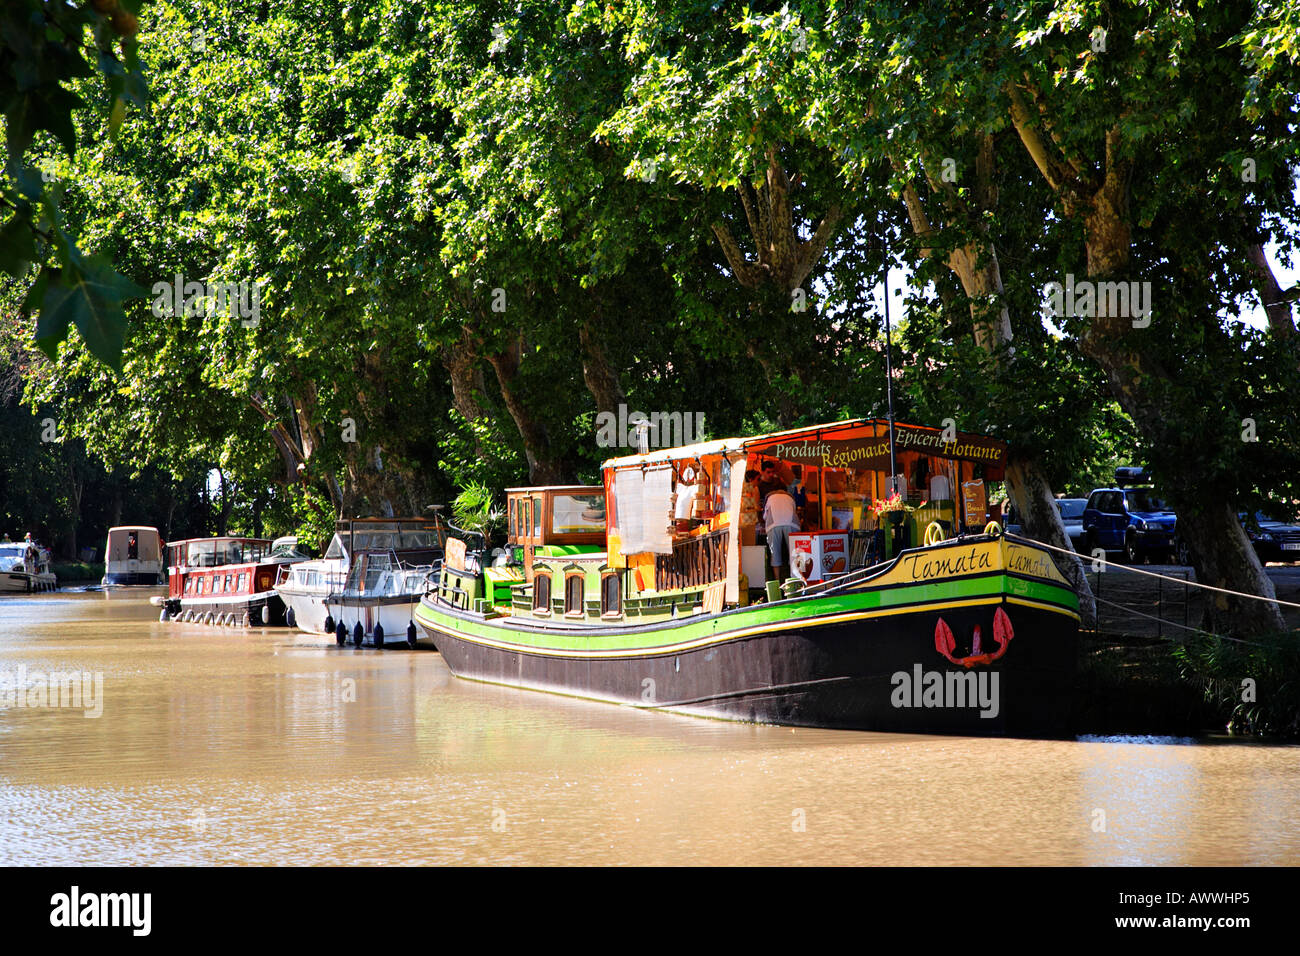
[103,572,164,586]
[423,600,1077,737]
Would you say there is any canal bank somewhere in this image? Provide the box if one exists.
[1077,565,1300,738]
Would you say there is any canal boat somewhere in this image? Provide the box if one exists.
[275,517,446,646]
[101,526,166,589]
[416,419,1081,736]
[161,536,308,626]
[0,540,57,593]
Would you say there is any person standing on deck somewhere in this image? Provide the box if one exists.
[763,487,801,584]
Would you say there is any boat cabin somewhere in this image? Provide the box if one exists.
[322,517,447,565]
[437,418,1005,623]
[603,418,1005,606]
[103,525,165,586]
[166,536,279,599]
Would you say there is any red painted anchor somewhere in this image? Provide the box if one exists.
[934,606,1014,668]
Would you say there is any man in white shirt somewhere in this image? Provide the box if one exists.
[763,488,801,584]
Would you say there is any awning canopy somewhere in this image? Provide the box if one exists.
[603,418,1005,478]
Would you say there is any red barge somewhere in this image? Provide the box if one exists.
[162,536,305,626]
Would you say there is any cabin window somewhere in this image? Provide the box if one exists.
[532,496,542,537]
[565,574,584,616]
[533,571,552,611]
[224,573,233,592]
[185,577,194,595]
[508,500,516,540]
[238,573,248,591]
[601,573,621,617]
[552,494,605,536]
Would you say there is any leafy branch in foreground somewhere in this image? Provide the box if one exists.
[0,0,150,370]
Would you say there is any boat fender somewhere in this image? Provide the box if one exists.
[352,621,364,647]
[159,608,170,622]
[204,612,215,626]
[242,612,252,628]
[373,621,384,649]
[335,620,347,646]
[259,604,270,626]
[406,621,417,649]
[324,614,335,635]
[286,606,297,629]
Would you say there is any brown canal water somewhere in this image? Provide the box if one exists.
[1,590,1297,866]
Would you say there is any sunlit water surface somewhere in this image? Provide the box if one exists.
[0,590,1296,865]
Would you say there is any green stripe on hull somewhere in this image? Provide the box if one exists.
[416,572,1076,656]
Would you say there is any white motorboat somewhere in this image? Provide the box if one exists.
[275,518,446,645]
[0,540,57,593]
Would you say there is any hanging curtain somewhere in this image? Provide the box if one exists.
[614,465,675,555]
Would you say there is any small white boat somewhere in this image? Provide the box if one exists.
[0,540,57,593]
[323,549,442,647]
[101,526,166,589]
[276,518,445,645]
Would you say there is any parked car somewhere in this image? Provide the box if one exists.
[1083,472,1180,564]
[1002,497,1089,552]
[1241,510,1300,564]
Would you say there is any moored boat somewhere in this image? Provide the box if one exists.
[275,517,446,645]
[0,538,57,593]
[101,526,166,589]
[416,418,1081,736]
[161,536,307,626]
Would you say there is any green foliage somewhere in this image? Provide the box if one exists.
[1174,631,1300,738]
[0,0,152,369]
[0,0,1295,646]
[287,484,335,555]
[451,479,505,541]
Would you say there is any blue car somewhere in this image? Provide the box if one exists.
[1083,475,1180,564]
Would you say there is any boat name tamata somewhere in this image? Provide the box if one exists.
[898,545,995,580]
[890,665,1000,719]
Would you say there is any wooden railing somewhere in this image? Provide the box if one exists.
[655,528,729,592]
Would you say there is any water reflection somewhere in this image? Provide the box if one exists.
[1,590,1297,864]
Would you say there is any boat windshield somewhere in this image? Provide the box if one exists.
[325,524,442,559]
[0,544,26,560]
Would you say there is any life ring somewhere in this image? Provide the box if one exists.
[923,521,946,547]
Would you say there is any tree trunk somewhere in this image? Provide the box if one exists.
[487,336,570,485]
[578,314,625,416]
[1176,500,1284,634]
[899,154,1097,626]
[1077,187,1285,635]
[1004,453,1097,626]
[443,328,490,423]
[1007,102,1285,636]
[1246,243,1296,339]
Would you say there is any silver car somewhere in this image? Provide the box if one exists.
[1054,498,1088,552]
[1003,497,1088,552]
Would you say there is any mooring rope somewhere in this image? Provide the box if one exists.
[1003,532,1300,611]
[1090,595,1293,647]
